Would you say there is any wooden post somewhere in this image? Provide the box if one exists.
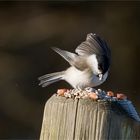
[40,94,140,140]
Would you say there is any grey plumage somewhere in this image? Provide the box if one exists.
[38,71,65,87]
[76,33,110,57]
[38,33,111,88]
[52,47,77,66]
[76,33,111,74]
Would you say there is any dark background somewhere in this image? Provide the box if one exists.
[0,1,140,139]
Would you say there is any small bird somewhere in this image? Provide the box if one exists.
[38,33,111,89]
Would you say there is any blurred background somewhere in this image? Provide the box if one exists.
[0,1,140,139]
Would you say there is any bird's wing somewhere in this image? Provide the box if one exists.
[52,47,87,70]
[52,47,77,65]
[75,33,111,59]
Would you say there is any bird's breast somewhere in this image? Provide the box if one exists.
[64,67,108,89]
[64,67,93,89]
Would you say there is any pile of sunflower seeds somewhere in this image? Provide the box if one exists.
[63,87,117,101]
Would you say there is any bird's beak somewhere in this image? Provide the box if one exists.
[99,74,103,81]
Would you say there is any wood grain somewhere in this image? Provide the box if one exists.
[40,94,140,140]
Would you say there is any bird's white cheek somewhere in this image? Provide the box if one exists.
[87,54,100,75]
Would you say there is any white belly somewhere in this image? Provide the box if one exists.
[63,67,108,89]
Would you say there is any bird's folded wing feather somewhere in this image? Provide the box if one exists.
[75,33,111,59]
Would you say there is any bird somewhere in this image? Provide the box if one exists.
[38,33,111,90]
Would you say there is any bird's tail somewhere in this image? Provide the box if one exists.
[38,71,65,87]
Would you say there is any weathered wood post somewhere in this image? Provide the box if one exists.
[40,92,140,140]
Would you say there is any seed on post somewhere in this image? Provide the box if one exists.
[117,93,127,100]
[107,91,114,97]
[88,92,98,100]
[57,89,68,96]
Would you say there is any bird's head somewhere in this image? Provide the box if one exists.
[87,54,110,81]
[83,33,111,81]
[96,55,110,80]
